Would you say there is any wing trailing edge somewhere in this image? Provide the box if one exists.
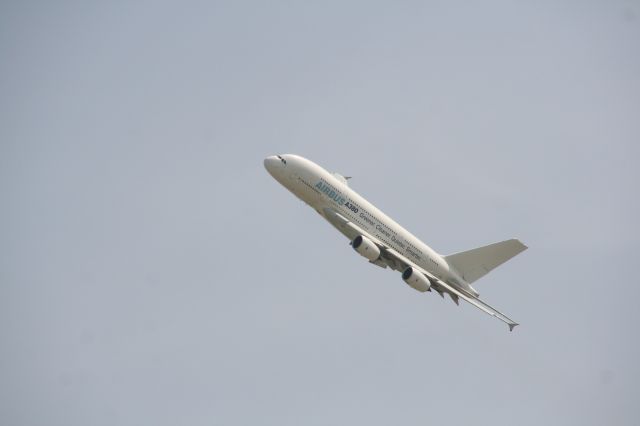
[322,208,520,331]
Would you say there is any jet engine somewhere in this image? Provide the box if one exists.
[352,235,381,261]
[402,267,431,292]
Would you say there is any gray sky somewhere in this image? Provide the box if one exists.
[2,1,639,425]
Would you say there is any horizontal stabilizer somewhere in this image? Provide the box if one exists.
[444,239,527,284]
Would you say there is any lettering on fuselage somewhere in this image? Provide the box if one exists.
[315,181,345,205]
[390,234,406,250]
[344,201,358,213]
[406,247,421,260]
[359,212,375,226]
[314,179,424,265]
[373,224,405,249]
[375,224,392,238]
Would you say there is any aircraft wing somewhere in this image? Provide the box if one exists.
[322,208,519,331]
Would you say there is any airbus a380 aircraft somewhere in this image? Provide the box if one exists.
[264,154,527,331]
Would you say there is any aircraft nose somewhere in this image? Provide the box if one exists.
[263,155,281,174]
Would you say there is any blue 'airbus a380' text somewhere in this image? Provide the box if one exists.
[264,154,527,331]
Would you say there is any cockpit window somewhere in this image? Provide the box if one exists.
[276,155,286,165]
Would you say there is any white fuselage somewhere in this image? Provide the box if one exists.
[264,154,477,297]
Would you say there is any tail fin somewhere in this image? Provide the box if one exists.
[444,239,527,284]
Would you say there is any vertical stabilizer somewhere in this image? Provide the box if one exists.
[444,239,527,284]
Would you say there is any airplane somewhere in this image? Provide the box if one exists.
[264,154,527,331]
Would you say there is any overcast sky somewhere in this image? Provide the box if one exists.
[2,1,639,425]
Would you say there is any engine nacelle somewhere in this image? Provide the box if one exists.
[352,235,381,261]
[402,267,431,292]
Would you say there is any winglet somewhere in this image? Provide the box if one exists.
[508,322,519,332]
